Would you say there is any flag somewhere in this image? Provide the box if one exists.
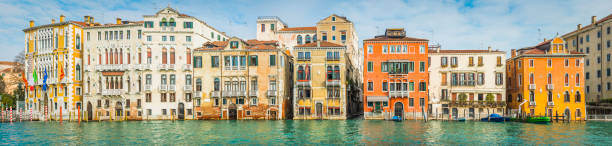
[59,61,64,81]
[22,72,28,88]
[33,68,37,83]
[42,68,48,91]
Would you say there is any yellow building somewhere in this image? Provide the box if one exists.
[23,15,86,120]
[294,41,352,120]
[507,37,587,121]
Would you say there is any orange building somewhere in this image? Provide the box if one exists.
[507,37,586,121]
[363,28,429,120]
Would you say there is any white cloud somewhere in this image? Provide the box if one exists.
[1,0,611,60]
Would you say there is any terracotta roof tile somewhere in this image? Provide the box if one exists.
[279,27,316,31]
[247,44,276,50]
[364,36,428,41]
[295,41,344,47]
[246,40,278,46]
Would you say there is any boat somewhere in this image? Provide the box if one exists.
[526,117,550,124]
[391,116,402,121]
[480,113,510,122]
[454,117,466,121]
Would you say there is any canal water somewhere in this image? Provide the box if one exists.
[1,120,611,145]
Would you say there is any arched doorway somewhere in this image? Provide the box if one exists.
[564,108,571,120]
[115,102,123,117]
[394,102,404,118]
[178,103,185,120]
[87,102,93,120]
[316,103,323,119]
[228,104,237,120]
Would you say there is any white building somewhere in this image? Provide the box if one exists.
[428,47,506,120]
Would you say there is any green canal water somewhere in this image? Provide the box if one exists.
[1,120,611,145]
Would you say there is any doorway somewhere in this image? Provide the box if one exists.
[228,104,237,120]
[269,110,277,120]
[374,102,382,113]
[87,102,93,120]
[178,103,185,120]
[452,108,458,119]
[394,102,404,118]
[115,102,123,117]
[316,103,323,119]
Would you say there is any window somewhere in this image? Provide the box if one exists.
[194,56,202,68]
[186,36,191,42]
[270,24,275,30]
[469,57,474,66]
[450,57,457,67]
[409,98,414,107]
[249,55,258,66]
[367,45,373,54]
[529,91,535,102]
[367,81,373,91]
[76,34,80,49]
[497,56,502,66]
[409,82,414,91]
[496,73,503,85]
[332,16,336,21]
[564,91,570,102]
[184,22,193,28]
[305,35,311,43]
[144,21,154,28]
[575,91,581,102]
[565,59,569,67]
[332,26,336,31]
[382,81,388,91]
[441,57,448,67]
[419,45,425,53]
[147,36,152,42]
[162,36,167,41]
[419,62,425,72]
[382,45,388,53]
[367,61,373,72]
[261,24,265,32]
[419,82,426,91]
[270,55,276,66]
[210,56,219,67]
[529,59,534,67]
[576,73,580,86]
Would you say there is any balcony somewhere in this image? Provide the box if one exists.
[326,80,341,87]
[194,92,202,98]
[211,91,220,98]
[159,85,167,91]
[296,80,311,87]
[547,84,554,90]
[168,85,176,91]
[102,89,122,96]
[158,64,168,70]
[529,84,536,90]
[249,90,258,97]
[237,91,247,97]
[144,84,152,91]
[389,91,409,98]
[529,101,536,106]
[267,90,277,97]
[182,64,192,71]
[167,64,175,70]
[184,86,193,92]
[223,91,232,97]
[547,101,554,106]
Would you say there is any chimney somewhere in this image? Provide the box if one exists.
[436,46,440,53]
[51,19,55,24]
[59,15,65,22]
[543,38,547,42]
[89,16,94,26]
[84,16,90,24]
[29,20,34,27]
[116,18,122,24]
[592,16,597,24]
[488,46,492,52]
[577,24,582,30]
[511,49,516,58]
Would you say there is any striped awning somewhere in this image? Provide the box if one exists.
[367,96,389,102]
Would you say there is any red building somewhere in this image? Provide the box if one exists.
[363,28,429,120]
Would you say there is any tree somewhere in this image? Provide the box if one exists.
[1,94,15,107]
[0,75,6,95]
[13,84,24,101]
[459,93,467,104]
[13,50,25,73]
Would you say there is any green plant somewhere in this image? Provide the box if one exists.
[486,93,495,103]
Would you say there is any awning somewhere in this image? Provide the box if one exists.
[367,96,389,102]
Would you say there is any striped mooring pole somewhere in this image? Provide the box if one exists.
[10,106,13,123]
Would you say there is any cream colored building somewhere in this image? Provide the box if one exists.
[192,37,293,120]
[562,14,612,103]
[23,15,86,120]
[428,47,506,120]
[83,17,145,121]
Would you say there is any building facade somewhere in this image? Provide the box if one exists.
[193,37,293,120]
[507,37,586,121]
[293,41,350,119]
[562,14,612,103]
[23,15,86,120]
[428,47,506,120]
[83,17,145,121]
[362,28,429,120]
[139,7,228,120]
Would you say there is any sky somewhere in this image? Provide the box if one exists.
[1,0,611,61]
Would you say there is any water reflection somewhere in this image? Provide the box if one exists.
[1,120,611,145]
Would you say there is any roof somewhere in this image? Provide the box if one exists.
[295,41,344,47]
[0,61,17,66]
[429,49,504,54]
[246,40,278,46]
[279,27,316,31]
[23,21,89,32]
[563,13,612,37]
[364,36,428,41]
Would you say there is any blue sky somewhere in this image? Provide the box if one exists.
[1,0,611,61]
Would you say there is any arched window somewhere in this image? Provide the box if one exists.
[298,66,304,80]
[169,18,176,27]
[575,91,581,102]
[564,91,570,102]
[297,35,303,45]
[76,64,81,81]
[326,66,333,80]
[160,18,167,26]
[334,66,340,80]
[170,48,175,64]
[305,35,311,43]
[306,65,311,80]
[214,78,219,91]
[548,91,553,102]
[529,91,534,101]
